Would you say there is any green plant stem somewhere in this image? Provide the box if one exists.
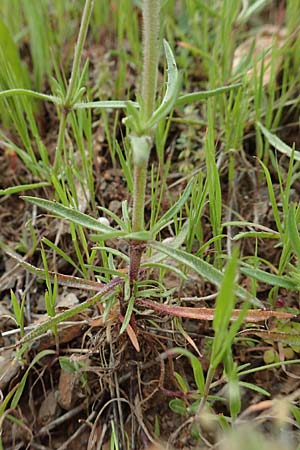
[132,163,148,232]
[141,0,161,121]
[65,0,94,107]
[54,110,68,173]
[53,0,94,172]
[130,163,148,281]
[198,367,215,413]
[129,0,161,282]
[0,88,61,104]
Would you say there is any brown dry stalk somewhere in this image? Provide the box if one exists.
[137,298,296,322]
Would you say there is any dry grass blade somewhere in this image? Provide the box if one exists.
[0,242,107,291]
[137,299,296,322]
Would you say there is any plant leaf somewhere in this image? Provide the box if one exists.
[23,196,115,233]
[0,242,110,292]
[287,204,300,260]
[240,264,297,290]
[0,88,60,104]
[120,317,140,352]
[161,347,204,395]
[149,241,263,306]
[258,159,283,236]
[73,100,139,110]
[144,221,190,265]
[176,83,242,107]
[145,39,180,130]
[11,349,55,408]
[257,122,300,160]
[0,182,50,196]
[232,231,279,240]
[24,197,150,241]
[239,381,270,397]
[0,18,28,86]
[119,296,135,335]
[17,277,122,348]
[239,329,300,347]
[152,179,193,235]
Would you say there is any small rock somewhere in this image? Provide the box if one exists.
[109,199,121,213]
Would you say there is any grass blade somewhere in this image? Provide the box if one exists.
[150,241,263,306]
[176,83,242,107]
[257,122,300,160]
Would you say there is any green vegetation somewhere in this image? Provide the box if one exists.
[1,1,300,449]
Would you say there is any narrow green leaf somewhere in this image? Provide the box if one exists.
[232,231,279,240]
[258,160,283,236]
[0,384,20,417]
[169,399,187,415]
[0,89,60,104]
[42,237,82,275]
[91,230,152,242]
[191,357,205,394]
[176,83,242,107]
[11,349,55,408]
[97,205,127,230]
[23,196,115,234]
[290,405,300,426]
[145,39,180,130]
[92,246,129,263]
[17,278,122,347]
[222,220,276,233]
[120,295,135,335]
[257,122,300,160]
[73,100,139,110]
[150,241,263,306]
[287,204,300,260]
[0,17,28,85]
[165,347,204,395]
[0,241,111,292]
[174,372,189,394]
[238,359,300,377]
[146,221,190,264]
[211,252,238,369]
[152,179,193,235]
[0,182,50,196]
[141,262,188,281]
[240,264,297,289]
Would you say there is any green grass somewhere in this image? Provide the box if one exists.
[1,1,300,449]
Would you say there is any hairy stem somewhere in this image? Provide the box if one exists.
[141,0,161,121]
[132,163,148,233]
[129,0,161,282]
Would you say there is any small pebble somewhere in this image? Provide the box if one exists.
[98,216,110,227]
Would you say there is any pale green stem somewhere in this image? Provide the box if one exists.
[132,0,161,227]
[132,163,147,233]
[65,0,94,107]
[198,367,215,413]
[129,0,161,282]
[0,89,61,104]
[54,0,94,172]
[141,0,161,121]
[54,110,67,173]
